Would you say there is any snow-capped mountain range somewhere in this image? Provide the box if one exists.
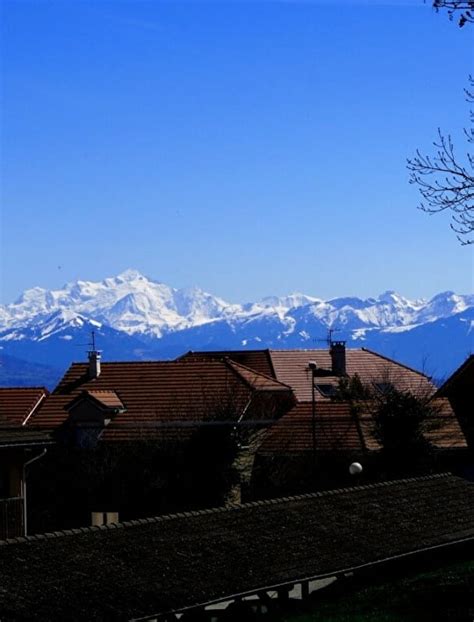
[0,269,473,387]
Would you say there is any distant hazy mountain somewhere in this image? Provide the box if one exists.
[0,269,472,387]
[0,354,62,389]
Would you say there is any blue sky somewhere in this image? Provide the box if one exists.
[1,0,473,304]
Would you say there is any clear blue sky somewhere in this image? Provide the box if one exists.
[1,0,473,304]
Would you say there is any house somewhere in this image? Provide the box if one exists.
[182,344,451,401]
[182,344,468,488]
[0,473,473,621]
[25,351,296,530]
[254,396,466,492]
[22,346,468,530]
[0,388,53,538]
[28,351,295,440]
[437,354,474,450]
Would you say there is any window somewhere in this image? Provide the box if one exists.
[315,384,337,398]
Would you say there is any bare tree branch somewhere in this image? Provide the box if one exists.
[432,1,474,26]
[407,77,474,244]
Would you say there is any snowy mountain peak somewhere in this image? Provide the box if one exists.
[118,268,145,280]
[259,293,321,310]
[111,268,151,284]
[1,272,472,347]
[378,290,414,306]
[13,287,50,312]
[1,271,472,386]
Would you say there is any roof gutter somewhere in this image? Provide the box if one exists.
[0,440,55,449]
[130,533,474,621]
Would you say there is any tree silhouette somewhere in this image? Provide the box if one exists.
[432,1,474,27]
[407,77,474,244]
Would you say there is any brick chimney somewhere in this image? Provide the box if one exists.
[88,350,101,379]
[330,341,346,376]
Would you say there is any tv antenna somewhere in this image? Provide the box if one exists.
[76,329,100,353]
[314,327,340,347]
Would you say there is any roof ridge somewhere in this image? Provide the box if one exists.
[268,348,363,353]
[69,360,174,365]
[269,348,325,353]
[69,359,255,366]
[436,354,474,395]
[185,349,269,355]
[0,473,455,548]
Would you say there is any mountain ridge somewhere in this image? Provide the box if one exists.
[0,270,472,387]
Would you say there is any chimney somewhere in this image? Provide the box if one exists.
[330,341,346,376]
[88,350,101,379]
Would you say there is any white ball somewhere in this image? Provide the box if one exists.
[349,462,363,475]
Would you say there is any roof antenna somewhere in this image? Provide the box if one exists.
[314,327,341,347]
[326,327,339,346]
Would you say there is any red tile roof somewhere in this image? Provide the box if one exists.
[28,359,294,441]
[259,402,364,453]
[355,397,467,451]
[424,398,468,449]
[82,390,125,410]
[180,350,275,377]
[0,387,48,427]
[268,348,437,401]
[259,397,466,454]
[180,348,438,402]
[179,349,465,450]
[225,359,292,392]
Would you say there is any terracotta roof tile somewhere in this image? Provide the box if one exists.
[0,387,48,426]
[226,359,292,392]
[358,417,382,451]
[180,350,275,377]
[259,402,363,453]
[83,390,125,410]
[179,349,465,450]
[268,348,437,401]
[28,359,294,440]
[181,348,439,401]
[340,397,466,451]
[424,398,468,449]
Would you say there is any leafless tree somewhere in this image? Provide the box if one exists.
[407,77,474,244]
[432,1,474,26]
[334,369,446,456]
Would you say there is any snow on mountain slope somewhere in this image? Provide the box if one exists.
[1,270,472,339]
[1,270,238,338]
[0,270,472,383]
